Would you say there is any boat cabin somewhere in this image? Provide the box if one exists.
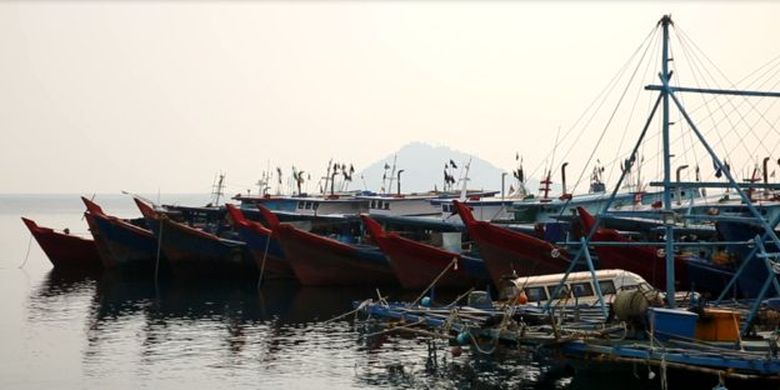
[506,269,656,306]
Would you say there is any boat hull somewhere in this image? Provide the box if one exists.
[85,212,160,272]
[233,224,295,279]
[578,207,733,297]
[150,218,256,280]
[361,215,489,289]
[274,225,396,286]
[21,217,102,271]
[454,201,571,286]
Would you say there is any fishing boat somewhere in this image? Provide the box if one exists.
[452,200,573,287]
[360,215,490,289]
[81,197,161,273]
[257,205,396,286]
[224,203,295,279]
[20,217,102,271]
[350,15,780,386]
[134,198,256,280]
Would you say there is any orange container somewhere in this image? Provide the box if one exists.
[694,308,740,342]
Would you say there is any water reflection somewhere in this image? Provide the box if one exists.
[28,270,584,389]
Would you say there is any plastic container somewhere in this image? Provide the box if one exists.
[648,307,699,340]
[695,308,740,342]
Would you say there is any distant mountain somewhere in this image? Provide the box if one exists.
[357,142,516,194]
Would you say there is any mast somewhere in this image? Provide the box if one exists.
[659,15,676,307]
[387,155,397,195]
[458,158,472,201]
[211,172,226,206]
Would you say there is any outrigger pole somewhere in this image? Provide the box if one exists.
[545,14,780,313]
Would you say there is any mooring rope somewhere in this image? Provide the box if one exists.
[17,234,33,269]
[411,257,458,306]
[154,217,164,290]
[257,232,272,289]
[324,299,373,324]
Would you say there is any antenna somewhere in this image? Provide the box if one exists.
[210,172,226,206]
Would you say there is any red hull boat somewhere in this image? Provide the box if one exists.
[258,206,396,286]
[81,197,160,272]
[21,217,102,270]
[134,198,256,279]
[224,204,295,279]
[453,200,570,286]
[360,215,487,289]
[576,207,689,291]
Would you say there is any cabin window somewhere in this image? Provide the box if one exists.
[297,202,304,209]
[313,202,319,210]
[383,202,390,210]
[571,282,594,297]
[305,202,312,210]
[598,280,616,295]
[546,285,570,299]
[443,204,451,212]
[524,286,548,302]
[371,200,377,209]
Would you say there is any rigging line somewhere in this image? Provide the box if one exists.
[564,23,658,198]
[667,76,780,175]
[684,56,780,127]
[749,75,780,156]
[684,52,780,117]
[669,40,691,178]
[549,126,562,176]
[564,27,654,186]
[670,30,700,178]
[674,30,741,165]
[607,30,662,187]
[677,26,780,151]
[678,25,780,136]
[674,30,731,168]
[639,33,662,191]
[676,30,762,164]
[678,37,780,119]
[526,25,660,181]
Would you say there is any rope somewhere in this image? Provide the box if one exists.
[361,318,427,338]
[154,217,163,289]
[466,304,516,355]
[678,25,780,147]
[563,23,657,200]
[324,299,373,324]
[660,353,668,390]
[17,234,33,269]
[257,233,272,289]
[527,25,660,182]
[411,257,458,306]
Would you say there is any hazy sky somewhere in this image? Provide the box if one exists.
[2,1,779,195]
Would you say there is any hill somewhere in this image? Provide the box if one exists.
[358,142,512,194]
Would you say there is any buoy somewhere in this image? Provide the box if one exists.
[421,296,432,307]
[450,346,463,357]
[516,291,528,305]
[456,331,470,345]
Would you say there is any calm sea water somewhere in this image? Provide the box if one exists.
[1,195,664,389]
